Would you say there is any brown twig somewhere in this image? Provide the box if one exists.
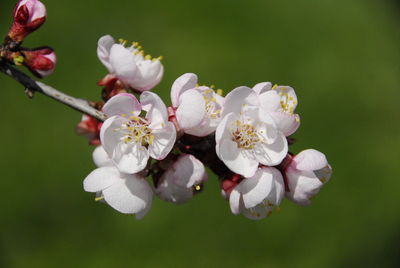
[0,60,107,121]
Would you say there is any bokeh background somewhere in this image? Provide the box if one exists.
[1,0,399,267]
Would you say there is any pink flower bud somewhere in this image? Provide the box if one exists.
[8,0,47,43]
[21,47,56,78]
[76,115,103,145]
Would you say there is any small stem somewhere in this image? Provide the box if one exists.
[0,60,107,121]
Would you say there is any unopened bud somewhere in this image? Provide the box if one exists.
[8,0,47,43]
[21,47,56,78]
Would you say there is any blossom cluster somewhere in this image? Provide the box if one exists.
[2,1,332,221]
[80,34,332,220]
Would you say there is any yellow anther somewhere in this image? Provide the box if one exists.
[216,89,224,96]
[272,84,278,90]
[95,196,104,202]
[13,56,24,66]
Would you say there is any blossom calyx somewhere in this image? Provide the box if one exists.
[284,149,332,206]
[8,0,47,43]
[21,47,56,78]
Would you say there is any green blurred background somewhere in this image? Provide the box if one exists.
[1,0,400,267]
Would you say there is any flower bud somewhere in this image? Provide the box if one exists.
[21,47,56,78]
[8,0,47,43]
[284,149,332,206]
[76,115,102,145]
[229,167,285,220]
[156,154,207,205]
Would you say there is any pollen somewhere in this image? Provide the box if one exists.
[115,115,154,147]
[231,120,260,150]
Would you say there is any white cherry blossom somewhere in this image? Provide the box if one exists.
[215,86,288,178]
[100,93,176,174]
[284,149,332,206]
[97,35,164,92]
[156,154,207,204]
[83,166,153,219]
[253,82,300,136]
[171,73,224,136]
[229,167,284,220]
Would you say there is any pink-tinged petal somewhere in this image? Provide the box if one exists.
[129,60,164,91]
[99,116,126,157]
[140,91,168,128]
[293,149,328,171]
[215,112,236,149]
[114,143,149,174]
[156,177,194,205]
[171,154,207,187]
[103,174,153,214]
[252,82,272,95]
[229,188,241,215]
[285,168,324,206]
[270,112,300,137]
[265,167,285,205]
[148,122,176,160]
[218,139,258,178]
[171,73,198,107]
[97,35,115,73]
[109,44,138,84]
[135,195,153,219]
[83,167,120,192]
[176,89,206,130]
[103,93,141,117]
[222,86,259,117]
[240,170,273,209]
[184,118,218,137]
[254,132,288,166]
[259,90,281,112]
[92,146,113,167]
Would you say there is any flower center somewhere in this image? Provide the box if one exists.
[231,119,260,150]
[202,89,221,119]
[117,116,154,146]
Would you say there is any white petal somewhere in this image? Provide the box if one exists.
[294,149,328,171]
[222,86,259,117]
[148,122,176,160]
[285,168,324,206]
[218,139,258,178]
[171,154,207,187]
[92,146,113,167]
[265,167,285,205]
[252,82,272,94]
[171,73,198,107]
[97,35,115,73]
[100,116,126,157]
[215,112,236,150]
[229,187,241,215]
[83,167,120,192]
[130,60,164,91]
[103,93,141,117]
[270,112,300,137]
[103,174,153,214]
[110,44,138,84]
[176,89,206,130]
[259,90,281,112]
[140,91,168,129]
[254,132,288,166]
[114,143,149,174]
[240,169,273,209]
